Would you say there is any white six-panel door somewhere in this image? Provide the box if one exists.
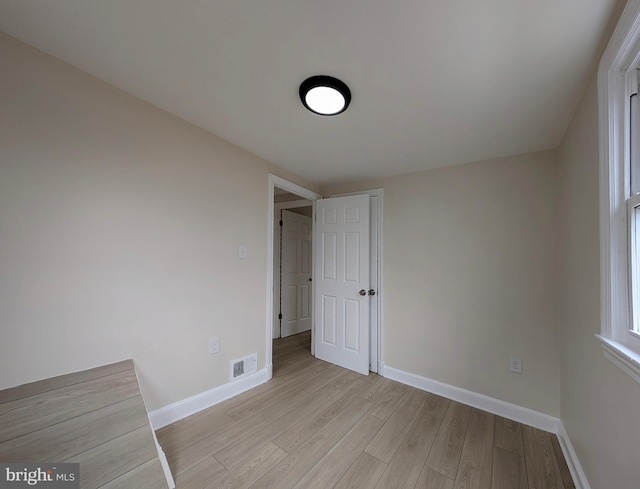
[314,195,370,375]
[281,210,312,337]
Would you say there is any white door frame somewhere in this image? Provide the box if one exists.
[332,189,384,374]
[266,175,321,379]
[273,200,313,339]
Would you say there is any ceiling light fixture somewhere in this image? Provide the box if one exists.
[299,75,351,116]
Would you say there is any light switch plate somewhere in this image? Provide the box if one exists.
[509,356,522,374]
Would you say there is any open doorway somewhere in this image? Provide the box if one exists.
[265,175,383,380]
[273,192,313,340]
[272,191,314,373]
[265,176,321,380]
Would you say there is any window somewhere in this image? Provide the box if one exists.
[630,77,640,339]
[598,0,640,384]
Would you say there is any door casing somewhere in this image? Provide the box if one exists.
[267,175,321,378]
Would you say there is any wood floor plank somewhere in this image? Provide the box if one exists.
[0,369,140,443]
[167,385,316,475]
[63,425,158,489]
[425,400,471,479]
[550,434,575,489]
[333,452,387,489]
[368,382,414,421]
[225,372,322,420]
[365,387,428,462]
[291,414,384,489]
[274,331,309,345]
[492,446,527,489]
[198,377,286,416]
[273,352,323,374]
[207,442,288,489]
[274,362,328,384]
[0,360,133,404]
[98,457,168,489]
[415,466,455,489]
[452,409,495,489]
[273,377,371,453]
[357,374,391,403]
[0,360,166,489]
[299,367,349,394]
[420,392,451,420]
[522,426,565,489]
[156,408,235,458]
[283,363,338,388]
[273,341,310,357]
[494,416,525,457]
[333,370,365,386]
[214,382,343,469]
[247,397,373,489]
[175,456,227,489]
[271,348,302,363]
[0,396,148,462]
[272,334,310,354]
[225,379,312,421]
[374,401,440,489]
[272,347,314,365]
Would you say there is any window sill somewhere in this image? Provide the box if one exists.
[595,334,640,385]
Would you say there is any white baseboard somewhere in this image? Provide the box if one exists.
[266,362,273,380]
[382,365,559,432]
[556,422,591,489]
[382,364,590,488]
[148,368,269,430]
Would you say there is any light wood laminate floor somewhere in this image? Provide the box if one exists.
[157,331,574,489]
[0,360,167,488]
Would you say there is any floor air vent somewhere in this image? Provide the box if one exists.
[230,353,257,381]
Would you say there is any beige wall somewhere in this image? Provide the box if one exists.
[0,33,319,410]
[326,151,561,416]
[558,72,640,488]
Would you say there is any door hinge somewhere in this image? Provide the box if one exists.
[279,220,283,226]
[278,313,283,320]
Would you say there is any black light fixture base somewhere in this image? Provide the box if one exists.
[299,75,351,116]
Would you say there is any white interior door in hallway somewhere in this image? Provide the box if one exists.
[314,195,370,375]
[280,210,312,338]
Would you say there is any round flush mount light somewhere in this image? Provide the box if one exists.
[299,75,351,116]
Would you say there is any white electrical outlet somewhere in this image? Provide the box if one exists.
[510,356,522,374]
[209,337,220,355]
[238,245,247,259]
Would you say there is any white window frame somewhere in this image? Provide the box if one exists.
[598,0,640,384]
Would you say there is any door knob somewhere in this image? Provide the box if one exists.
[359,289,367,296]
[368,289,376,296]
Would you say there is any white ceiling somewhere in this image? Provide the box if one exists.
[0,0,622,185]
